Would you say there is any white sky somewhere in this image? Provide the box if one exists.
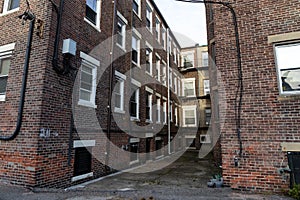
[153,0,207,47]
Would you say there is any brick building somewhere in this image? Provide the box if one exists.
[0,0,192,188]
[179,45,211,151]
[206,0,300,192]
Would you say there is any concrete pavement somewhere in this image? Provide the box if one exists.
[0,150,293,200]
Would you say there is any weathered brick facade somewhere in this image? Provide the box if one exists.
[206,0,300,192]
[0,0,188,188]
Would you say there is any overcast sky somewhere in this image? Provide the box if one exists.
[153,0,207,47]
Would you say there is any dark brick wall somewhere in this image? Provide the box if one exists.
[206,0,300,192]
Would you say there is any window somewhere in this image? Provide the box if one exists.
[174,76,177,94]
[114,71,126,113]
[146,2,153,32]
[132,0,141,17]
[2,0,20,14]
[155,16,160,42]
[155,55,161,82]
[132,29,141,67]
[78,52,99,108]
[146,92,152,122]
[129,138,140,163]
[145,43,153,75]
[204,79,210,95]
[169,69,172,88]
[85,0,101,30]
[155,137,163,158]
[156,96,161,123]
[183,106,197,127]
[182,52,194,68]
[170,102,173,122]
[162,27,166,49]
[178,78,181,96]
[173,48,177,64]
[0,43,14,101]
[163,100,167,124]
[174,107,178,126]
[116,11,128,50]
[183,78,196,97]
[162,62,167,86]
[130,87,139,119]
[202,52,209,67]
[275,42,300,95]
[74,147,92,177]
[205,108,211,125]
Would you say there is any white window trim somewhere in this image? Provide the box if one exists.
[130,78,141,121]
[0,43,15,101]
[73,140,96,148]
[116,11,128,51]
[181,51,195,68]
[133,0,141,18]
[174,107,178,126]
[114,70,126,113]
[0,0,20,16]
[132,28,141,68]
[162,26,167,50]
[163,100,167,124]
[145,42,153,76]
[155,53,161,82]
[182,105,197,127]
[169,69,173,88]
[274,42,300,96]
[146,93,153,123]
[78,52,99,108]
[162,61,167,86]
[84,0,101,32]
[174,75,177,94]
[146,0,153,33]
[155,16,161,42]
[183,78,196,97]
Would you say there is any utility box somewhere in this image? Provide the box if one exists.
[62,38,76,56]
[287,152,300,188]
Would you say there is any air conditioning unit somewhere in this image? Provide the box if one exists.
[200,135,211,144]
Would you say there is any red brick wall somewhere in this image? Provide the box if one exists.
[207,0,300,192]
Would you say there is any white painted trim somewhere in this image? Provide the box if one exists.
[131,78,141,87]
[156,93,161,98]
[162,96,167,101]
[268,31,300,44]
[115,70,126,80]
[155,137,161,141]
[145,86,154,94]
[72,172,93,182]
[117,11,128,24]
[0,95,5,102]
[73,140,96,148]
[80,52,100,66]
[145,133,154,138]
[0,43,15,52]
[132,28,142,39]
[130,138,140,143]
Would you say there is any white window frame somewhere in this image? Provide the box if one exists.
[146,1,153,33]
[78,52,99,108]
[155,54,161,82]
[204,79,210,95]
[169,69,173,89]
[181,51,194,68]
[162,26,166,50]
[174,106,178,126]
[132,0,141,18]
[162,61,167,86]
[182,105,197,127]
[156,94,161,124]
[116,11,128,51]
[178,78,181,96]
[145,42,153,76]
[84,0,101,32]
[274,42,300,95]
[183,78,196,97]
[130,78,141,121]
[202,51,209,67]
[1,0,20,16]
[163,99,167,124]
[145,87,153,122]
[0,43,15,102]
[155,16,160,42]
[170,102,173,122]
[114,70,126,113]
[174,75,177,94]
[132,28,141,67]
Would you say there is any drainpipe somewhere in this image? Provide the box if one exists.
[167,28,171,155]
[52,0,65,74]
[0,11,35,141]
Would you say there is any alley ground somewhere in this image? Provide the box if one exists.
[0,150,293,200]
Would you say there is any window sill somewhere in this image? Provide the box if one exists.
[130,117,140,122]
[132,61,141,68]
[0,8,20,17]
[116,43,126,52]
[146,71,153,77]
[114,108,125,114]
[277,94,300,101]
[84,18,101,32]
[78,100,97,108]
[71,172,93,182]
[130,160,139,165]
[146,119,153,123]
[0,95,6,102]
[133,11,142,21]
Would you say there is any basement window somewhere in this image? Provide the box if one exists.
[275,42,300,95]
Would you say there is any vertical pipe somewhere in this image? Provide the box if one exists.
[167,29,171,155]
